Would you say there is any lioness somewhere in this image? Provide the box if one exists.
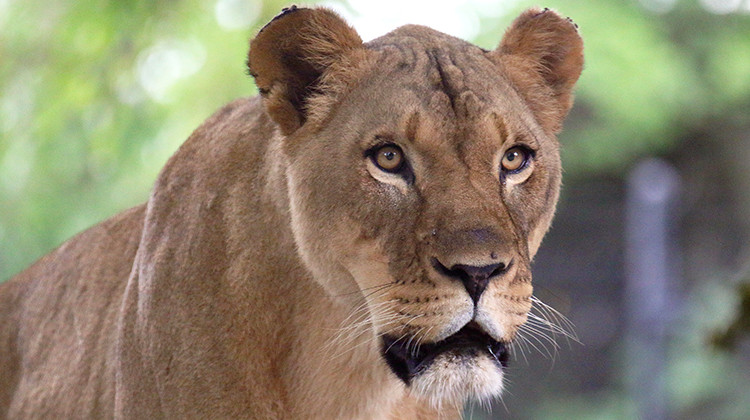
[0,6,583,419]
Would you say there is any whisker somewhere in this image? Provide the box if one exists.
[523,317,566,346]
[519,321,560,349]
[323,298,408,355]
[515,327,556,360]
[527,311,575,342]
[530,295,578,341]
[506,295,581,365]
[323,299,389,342]
[509,334,531,364]
[327,312,407,360]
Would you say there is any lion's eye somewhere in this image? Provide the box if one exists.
[373,145,405,173]
[501,146,531,173]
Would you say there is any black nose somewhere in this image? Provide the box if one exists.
[431,259,509,304]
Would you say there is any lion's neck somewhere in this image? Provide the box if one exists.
[281,284,407,419]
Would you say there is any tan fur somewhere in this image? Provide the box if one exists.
[0,7,582,419]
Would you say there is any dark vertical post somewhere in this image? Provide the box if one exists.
[625,158,681,420]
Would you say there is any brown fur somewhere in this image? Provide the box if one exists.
[0,7,582,419]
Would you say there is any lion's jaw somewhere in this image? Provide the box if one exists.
[338,241,532,409]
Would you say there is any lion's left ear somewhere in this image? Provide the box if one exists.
[491,8,584,134]
[248,6,364,135]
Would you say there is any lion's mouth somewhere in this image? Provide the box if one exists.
[381,322,509,385]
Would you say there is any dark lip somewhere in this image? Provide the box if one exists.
[381,322,509,385]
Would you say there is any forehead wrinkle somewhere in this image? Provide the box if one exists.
[405,111,420,143]
[491,112,510,146]
[371,39,492,127]
[378,41,485,116]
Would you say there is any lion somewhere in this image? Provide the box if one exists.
[0,6,583,419]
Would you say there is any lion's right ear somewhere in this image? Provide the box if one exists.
[247,6,364,135]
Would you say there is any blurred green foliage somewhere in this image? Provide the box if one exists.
[2,1,750,419]
[1,0,287,278]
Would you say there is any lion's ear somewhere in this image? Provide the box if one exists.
[492,8,584,134]
[247,6,363,135]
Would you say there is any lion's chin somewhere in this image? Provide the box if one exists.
[381,323,508,407]
[410,352,505,409]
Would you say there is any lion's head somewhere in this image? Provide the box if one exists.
[248,6,583,408]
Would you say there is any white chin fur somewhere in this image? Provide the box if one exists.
[410,352,504,410]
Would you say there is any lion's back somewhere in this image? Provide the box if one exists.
[0,204,145,418]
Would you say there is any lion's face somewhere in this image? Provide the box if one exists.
[248,6,582,408]
[284,27,562,406]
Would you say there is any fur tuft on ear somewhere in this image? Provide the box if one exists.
[492,8,584,134]
[247,6,364,135]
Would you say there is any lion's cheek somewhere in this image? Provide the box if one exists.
[511,154,561,259]
[285,174,360,297]
[287,172,395,301]
[341,240,394,290]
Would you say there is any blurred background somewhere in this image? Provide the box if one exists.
[1,0,749,418]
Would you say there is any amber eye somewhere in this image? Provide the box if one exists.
[501,146,531,173]
[373,145,405,173]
